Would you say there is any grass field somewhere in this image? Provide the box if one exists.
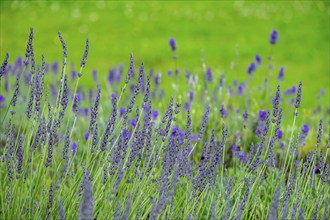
[1,1,329,107]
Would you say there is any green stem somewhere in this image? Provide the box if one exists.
[281,108,298,181]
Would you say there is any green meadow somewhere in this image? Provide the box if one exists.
[1,1,329,108]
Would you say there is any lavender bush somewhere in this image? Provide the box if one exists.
[0,28,329,219]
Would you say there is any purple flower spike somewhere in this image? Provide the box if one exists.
[92,69,98,82]
[184,102,191,110]
[206,67,212,81]
[178,128,185,141]
[220,104,228,118]
[301,124,309,135]
[155,72,161,86]
[190,135,198,141]
[119,107,126,117]
[278,66,284,81]
[169,37,176,51]
[189,91,194,102]
[247,62,256,75]
[72,141,78,156]
[51,61,59,74]
[152,110,159,119]
[84,132,90,141]
[0,94,5,102]
[71,69,77,80]
[255,54,261,64]
[238,84,244,95]
[131,118,137,127]
[235,151,247,163]
[231,145,239,152]
[259,110,267,121]
[270,28,278,44]
[107,68,116,85]
[277,129,283,139]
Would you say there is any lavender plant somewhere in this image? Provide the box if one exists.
[0,27,329,220]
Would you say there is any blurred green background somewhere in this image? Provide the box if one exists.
[0,1,329,108]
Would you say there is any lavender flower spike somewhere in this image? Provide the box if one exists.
[25,28,34,63]
[270,28,278,44]
[0,52,9,78]
[169,37,176,51]
[294,81,302,109]
[255,54,261,64]
[58,32,68,62]
[79,171,94,220]
[278,66,284,81]
[267,184,281,220]
[247,62,256,76]
[316,119,323,147]
[80,38,89,69]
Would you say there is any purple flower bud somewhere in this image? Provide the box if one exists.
[178,128,185,141]
[82,108,89,117]
[84,132,90,141]
[259,110,267,121]
[71,69,77,80]
[107,68,116,84]
[205,67,212,81]
[242,110,248,122]
[220,104,228,118]
[189,91,194,102]
[255,123,266,138]
[119,107,126,117]
[235,151,247,163]
[270,28,278,44]
[231,145,239,152]
[0,94,5,102]
[277,129,283,139]
[279,142,284,148]
[155,72,161,86]
[92,69,98,82]
[219,73,225,88]
[255,54,261,64]
[301,124,309,135]
[72,141,77,156]
[278,66,284,81]
[184,102,190,110]
[169,37,176,51]
[51,61,59,74]
[238,84,244,95]
[131,118,137,127]
[247,62,256,75]
[152,110,159,119]
[167,70,172,76]
[190,135,198,141]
